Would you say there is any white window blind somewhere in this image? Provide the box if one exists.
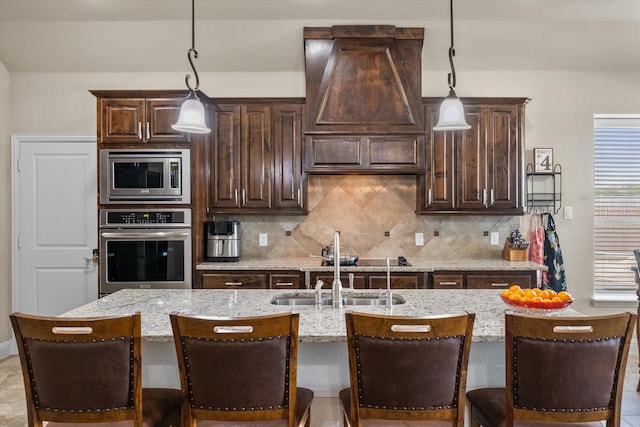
[593,116,640,293]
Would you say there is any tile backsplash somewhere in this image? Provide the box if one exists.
[215,175,523,260]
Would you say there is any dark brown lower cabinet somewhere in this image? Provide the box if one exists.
[430,271,535,289]
[199,271,303,289]
[310,272,424,289]
[202,273,268,289]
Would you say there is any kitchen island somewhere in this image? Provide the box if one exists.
[64,288,579,426]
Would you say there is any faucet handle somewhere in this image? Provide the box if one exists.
[315,279,324,291]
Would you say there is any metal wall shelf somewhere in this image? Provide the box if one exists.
[526,163,562,214]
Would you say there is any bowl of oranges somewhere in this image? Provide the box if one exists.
[500,285,573,314]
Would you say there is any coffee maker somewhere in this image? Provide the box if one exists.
[205,220,240,261]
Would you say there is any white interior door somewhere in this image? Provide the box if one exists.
[12,135,98,316]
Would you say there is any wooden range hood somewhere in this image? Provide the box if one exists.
[303,25,426,173]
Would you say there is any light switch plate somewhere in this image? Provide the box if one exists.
[564,206,573,220]
[259,233,268,246]
[415,232,424,246]
[490,232,499,246]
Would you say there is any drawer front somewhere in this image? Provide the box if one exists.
[202,274,267,289]
[369,275,419,289]
[466,274,532,289]
[312,274,367,289]
[432,274,464,289]
[270,274,302,289]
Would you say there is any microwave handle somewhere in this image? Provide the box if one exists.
[101,231,190,239]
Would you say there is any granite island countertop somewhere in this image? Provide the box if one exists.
[63,288,579,343]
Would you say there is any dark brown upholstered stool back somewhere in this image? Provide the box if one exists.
[170,311,313,427]
[10,311,181,427]
[466,311,637,427]
[340,311,475,427]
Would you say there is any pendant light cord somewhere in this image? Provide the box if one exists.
[447,0,457,90]
[185,0,200,92]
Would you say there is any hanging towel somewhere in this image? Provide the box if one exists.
[543,213,567,292]
[528,213,546,287]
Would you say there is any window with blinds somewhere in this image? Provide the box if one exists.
[593,116,640,294]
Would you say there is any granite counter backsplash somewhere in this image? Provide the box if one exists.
[211,175,532,261]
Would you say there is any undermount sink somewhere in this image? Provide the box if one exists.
[269,293,406,306]
[342,295,406,306]
[270,296,331,306]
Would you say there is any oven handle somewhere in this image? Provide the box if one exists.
[101,231,191,239]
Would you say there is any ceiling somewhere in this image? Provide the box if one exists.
[1,0,639,73]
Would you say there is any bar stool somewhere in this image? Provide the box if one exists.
[339,311,475,427]
[466,311,637,427]
[10,311,181,427]
[170,311,313,427]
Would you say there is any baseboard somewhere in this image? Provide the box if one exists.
[0,339,15,360]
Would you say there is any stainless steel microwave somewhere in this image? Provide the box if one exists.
[100,149,191,204]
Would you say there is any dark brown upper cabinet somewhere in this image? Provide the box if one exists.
[418,97,529,215]
[91,90,195,145]
[208,99,306,214]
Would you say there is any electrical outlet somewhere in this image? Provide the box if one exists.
[259,233,268,246]
[490,232,499,246]
[415,232,424,246]
[564,206,573,220]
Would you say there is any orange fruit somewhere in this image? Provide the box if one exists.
[558,291,573,302]
[509,284,522,293]
[501,290,511,298]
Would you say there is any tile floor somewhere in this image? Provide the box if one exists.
[1,353,639,426]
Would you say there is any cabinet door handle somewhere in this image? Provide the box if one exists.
[490,282,509,287]
[428,189,432,206]
[490,188,495,205]
[137,122,143,140]
[438,281,459,286]
[146,121,150,141]
[483,189,488,208]
[242,189,246,205]
[275,282,294,287]
[234,188,238,205]
[225,282,243,286]
[297,188,302,205]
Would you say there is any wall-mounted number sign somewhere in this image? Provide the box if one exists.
[534,148,553,173]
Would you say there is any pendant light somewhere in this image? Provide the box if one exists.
[433,0,470,131]
[172,0,211,134]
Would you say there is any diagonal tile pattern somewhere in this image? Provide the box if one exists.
[218,175,522,261]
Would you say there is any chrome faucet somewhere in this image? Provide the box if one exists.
[332,231,343,309]
[385,256,392,309]
[314,279,324,308]
[347,272,355,295]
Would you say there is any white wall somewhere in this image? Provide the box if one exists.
[2,67,639,344]
[0,61,10,348]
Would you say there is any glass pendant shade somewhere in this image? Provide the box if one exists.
[433,89,470,131]
[172,96,210,134]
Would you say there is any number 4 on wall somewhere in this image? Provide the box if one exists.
[534,148,553,173]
